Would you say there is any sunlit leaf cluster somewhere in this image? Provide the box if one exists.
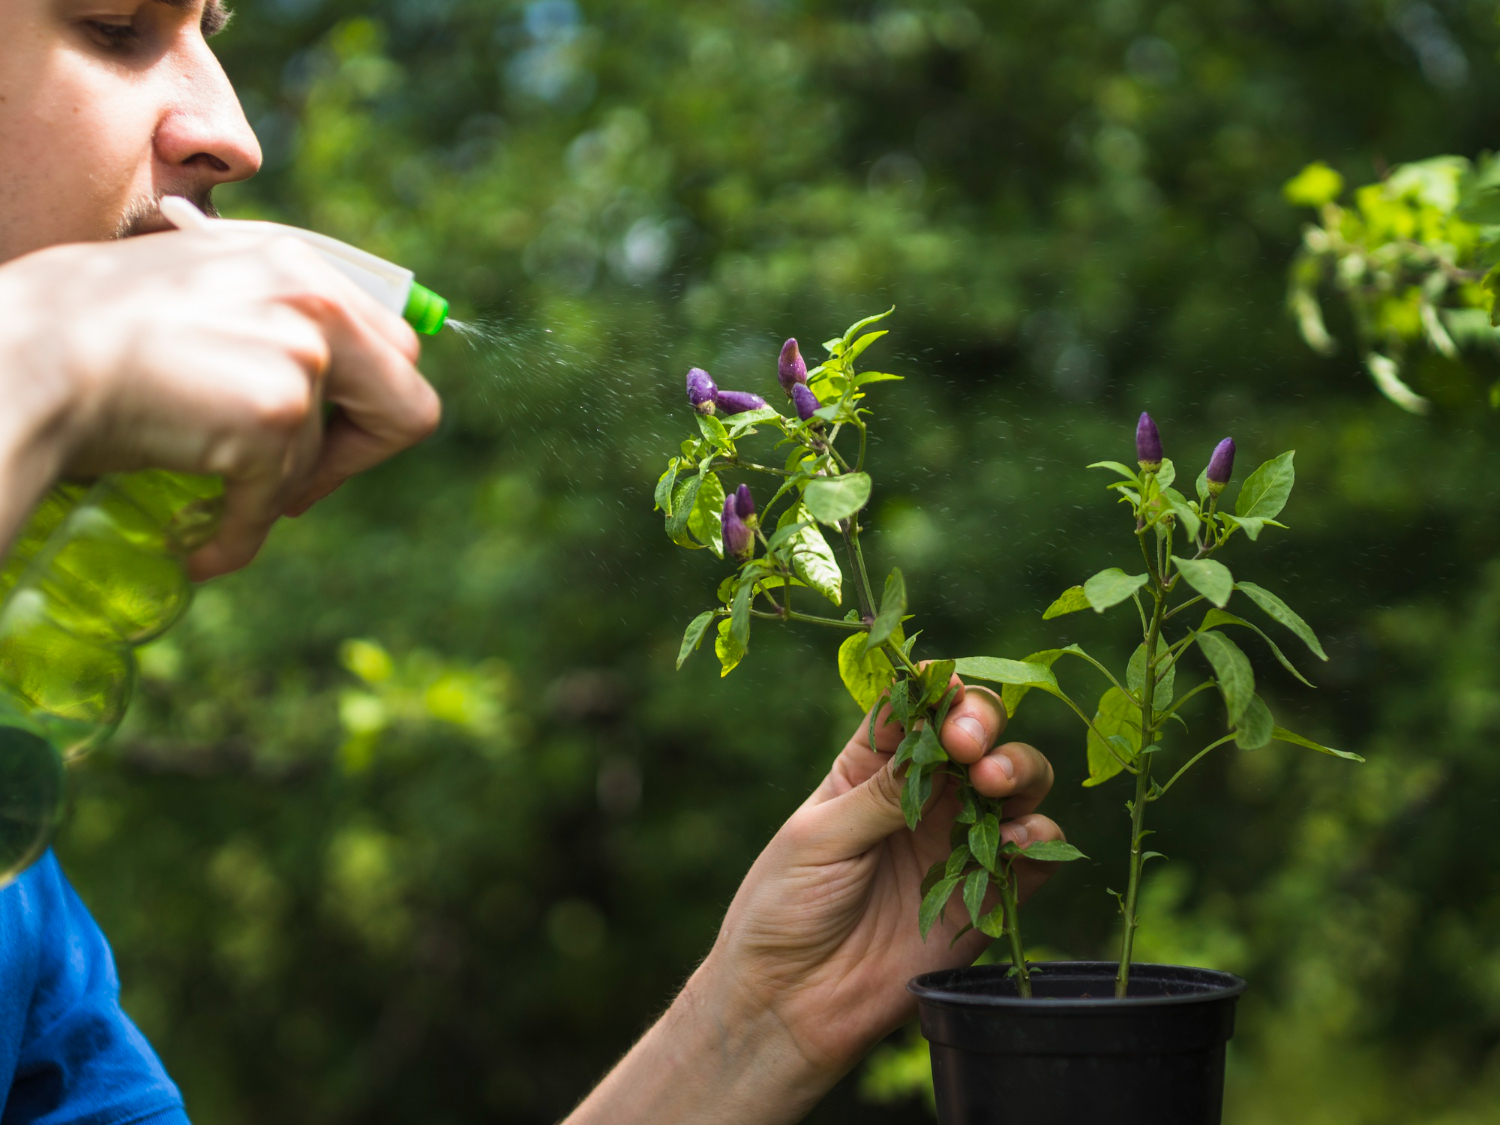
[1285,156,1500,413]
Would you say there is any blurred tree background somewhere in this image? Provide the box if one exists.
[50,0,1500,1121]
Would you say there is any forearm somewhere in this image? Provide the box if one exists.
[0,348,74,559]
[562,950,830,1125]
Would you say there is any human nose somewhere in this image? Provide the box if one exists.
[154,38,263,187]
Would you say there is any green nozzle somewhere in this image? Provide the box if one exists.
[404,282,449,335]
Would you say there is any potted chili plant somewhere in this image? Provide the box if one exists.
[655,313,1359,1124]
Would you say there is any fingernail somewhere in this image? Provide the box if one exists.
[996,752,1015,780]
[954,715,986,750]
[1006,822,1029,846]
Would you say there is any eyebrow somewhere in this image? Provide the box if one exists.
[151,0,233,36]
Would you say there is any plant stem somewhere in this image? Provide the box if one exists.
[713,457,792,477]
[997,862,1032,998]
[1117,526,1169,998]
[1154,679,1215,725]
[751,608,865,631]
[1153,733,1236,800]
[1061,647,1133,700]
[841,519,877,620]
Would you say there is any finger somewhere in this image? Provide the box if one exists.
[799,758,945,860]
[187,398,323,579]
[1004,814,1068,906]
[940,683,1006,764]
[969,741,1054,817]
[808,697,907,806]
[182,338,327,579]
[262,236,422,362]
[278,305,439,515]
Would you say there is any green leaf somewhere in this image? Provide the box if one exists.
[714,618,745,678]
[952,657,1059,690]
[968,813,1000,873]
[654,459,680,514]
[804,472,872,524]
[920,859,946,898]
[1161,488,1202,542]
[963,869,990,927]
[1217,513,1287,542]
[696,412,732,449]
[1284,161,1345,207]
[665,473,704,547]
[846,329,888,362]
[918,874,962,939]
[1195,465,1211,505]
[892,727,921,771]
[687,472,727,557]
[776,505,842,606]
[854,372,903,386]
[1236,694,1274,750]
[1195,630,1255,724]
[1201,608,1315,688]
[677,611,715,670]
[725,406,781,435]
[1126,644,1176,706]
[1087,461,1141,481]
[1084,568,1150,613]
[1154,458,1177,491]
[841,306,896,347]
[1235,451,1296,521]
[999,648,1073,718]
[730,577,754,652]
[902,763,935,829]
[1043,585,1091,619]
[1272,726,1364,762]
[978,903,1007,940]
[1236,582,1328,661]
[1021,840,1087,863]
[945,843,972,879]
[863,568,907,655]
[838,631,895,712]
[1084,686,1142,787]
[920,660,958,709]
[1172,556,1234,608]
[910,725,947,766]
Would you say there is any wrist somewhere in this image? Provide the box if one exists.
[564,947,832,1125]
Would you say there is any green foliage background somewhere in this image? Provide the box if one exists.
[52,0,1500,1121]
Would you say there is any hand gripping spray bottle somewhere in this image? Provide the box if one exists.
[0,198,449,884]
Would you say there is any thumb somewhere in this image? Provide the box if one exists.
[798,759,915,860]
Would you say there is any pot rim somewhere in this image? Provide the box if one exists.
[909,960,1247,1010]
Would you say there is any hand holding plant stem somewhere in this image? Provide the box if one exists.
[657,312,1079,998]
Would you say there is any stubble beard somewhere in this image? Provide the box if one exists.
[111,189,221,239]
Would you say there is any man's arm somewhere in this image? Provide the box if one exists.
[566,680,1062,1125]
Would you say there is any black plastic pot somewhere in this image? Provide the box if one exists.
[909,961,1246,1125]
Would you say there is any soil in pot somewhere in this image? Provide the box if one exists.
[909,961,1246,1125]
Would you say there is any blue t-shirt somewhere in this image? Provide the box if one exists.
[0,852,187,1125]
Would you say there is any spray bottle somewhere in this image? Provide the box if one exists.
[0,201,450,883]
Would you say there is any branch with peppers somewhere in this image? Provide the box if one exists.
[655,311,1082,998]
[1015,412,1364,998]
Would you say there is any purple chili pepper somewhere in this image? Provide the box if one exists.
[778,338,808,395]
[791,383,821,422]
[714,389,769,415]
[1206,438,1235,493]
[722,492,754,559]
[733,483,756,521]
[687,368,718,415]
[1136,412,1163,469]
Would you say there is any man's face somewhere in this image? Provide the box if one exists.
[0,0,261,262]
